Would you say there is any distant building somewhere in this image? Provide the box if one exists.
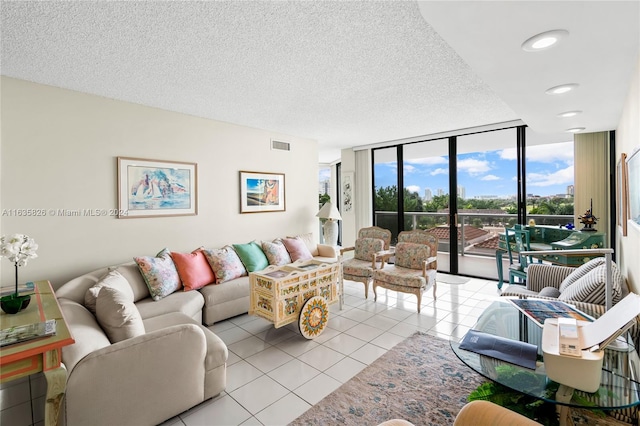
[457,185,466,199]
[424,188,433,201]
[474,195,499,200]
[318,179,329,195]
[437,188,445,196]
[567,185,574,196]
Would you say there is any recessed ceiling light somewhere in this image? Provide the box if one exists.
[522,29,569,52]
[546,83,579,95]
[557,110,582,118]
[566,127,586,133]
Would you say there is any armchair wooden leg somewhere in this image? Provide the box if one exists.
[416,291,422,313]
[363,280,369,299]
[373,282,378,301]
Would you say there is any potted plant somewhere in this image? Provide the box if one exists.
[1,234,38,314]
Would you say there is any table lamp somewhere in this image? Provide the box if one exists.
[316,202,342,246]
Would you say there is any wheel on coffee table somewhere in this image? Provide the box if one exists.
[298,296,329,339]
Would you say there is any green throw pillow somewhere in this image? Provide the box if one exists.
[233,242,269,272]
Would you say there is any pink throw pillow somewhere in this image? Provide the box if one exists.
[282,237,313,262]
[171,250,216,291]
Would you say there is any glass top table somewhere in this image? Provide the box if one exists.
[451,299,640,423]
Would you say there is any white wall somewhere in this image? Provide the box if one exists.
[616,56,640,294]
[1,77,319,289]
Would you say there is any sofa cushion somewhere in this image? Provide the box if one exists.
[559,257,606,293]
[288,232,320,257]
[282,237,313,262]
[96,286,146,343]
[85,269,135,314]
[538,287,562,298]
[559,263,623,305]
[203,246,247,284]
[261,240,291,266]
[171,250,215,291]
[233,242,269,272]
[136,290,204,321]
[199,275,250,306]
[111,263,150,302]
[134,248,182,301]
[58,298,111,374]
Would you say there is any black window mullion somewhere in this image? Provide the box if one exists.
[449,136,458,272]
[397,145,404,234]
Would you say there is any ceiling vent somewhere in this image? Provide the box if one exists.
[271,140,291,151]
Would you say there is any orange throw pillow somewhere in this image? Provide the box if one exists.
[170,250,216,291]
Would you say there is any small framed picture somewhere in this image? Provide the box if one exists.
[117,157,197,218]
[239,171,286,213]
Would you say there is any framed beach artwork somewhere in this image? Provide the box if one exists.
[117,157,197,218]
[239,171,285,213]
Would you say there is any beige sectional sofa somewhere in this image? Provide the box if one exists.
[54,235,338,426]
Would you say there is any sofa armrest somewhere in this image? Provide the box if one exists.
[526,263,575,292]
[318,244,339,258]
[65,324,207,426]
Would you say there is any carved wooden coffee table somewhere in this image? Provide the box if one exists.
[249,260,340,339]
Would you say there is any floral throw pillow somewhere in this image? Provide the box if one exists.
[203,245,247,284]
[282,237,313,262]
[261,240,292,266]
[134,248,181,301]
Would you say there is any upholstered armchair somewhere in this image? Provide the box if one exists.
[372,230,438,312]
[396,229,438,273]
[501,257,629,306]
[340,226,392,298]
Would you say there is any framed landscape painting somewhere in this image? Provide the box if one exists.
[118,157,198,218]
[239,171,285,213]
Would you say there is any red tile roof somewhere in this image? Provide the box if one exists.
[426,225,489,241]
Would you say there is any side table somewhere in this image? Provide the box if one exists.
[0,280,75,426]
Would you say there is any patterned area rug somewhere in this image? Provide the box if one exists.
[289,332,484,425]
[289,332,631,426]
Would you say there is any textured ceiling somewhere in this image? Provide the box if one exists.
[1,1,638,163]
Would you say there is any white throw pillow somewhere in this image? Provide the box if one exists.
[95,286,145,343]
[85,269,135,314]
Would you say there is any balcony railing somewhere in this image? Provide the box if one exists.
[374,211,574,257]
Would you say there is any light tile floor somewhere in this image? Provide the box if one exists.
[164,276,502,426]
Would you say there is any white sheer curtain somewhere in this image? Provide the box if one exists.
[574,131,610,246]
[355,149,372,231]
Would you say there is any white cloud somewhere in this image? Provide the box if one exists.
[458,158,491,175]
[406,185,421,194]
[404,164,417,174]
[500,142,573,165]
[406,156,448,166]
[527,165,574,187]
[481,174,500,181]
[431,168,448,176]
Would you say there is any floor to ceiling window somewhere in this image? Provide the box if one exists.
[373,146,400,243]
[525,133,574,227]
[372,125,575,278]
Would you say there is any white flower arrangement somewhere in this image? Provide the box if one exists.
[1,234,38,298]
[1,234,38,267]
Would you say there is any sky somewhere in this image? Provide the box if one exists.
[374,141,574,199]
